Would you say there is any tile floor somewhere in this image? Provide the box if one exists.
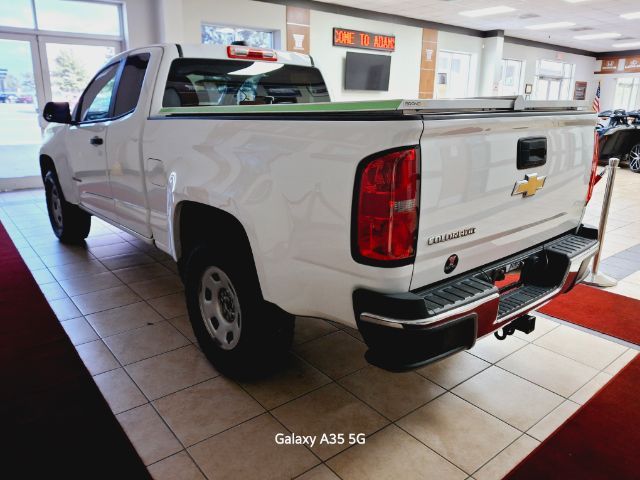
[0,169,638,480]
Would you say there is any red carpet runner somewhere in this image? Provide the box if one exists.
[506,284,640,479]
[539,284,640,344]
[504,355,640,480]
[0,221,150,479]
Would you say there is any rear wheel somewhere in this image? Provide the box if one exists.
[44,170,91,243]
[184,242,294,378]
[629,144,640,173]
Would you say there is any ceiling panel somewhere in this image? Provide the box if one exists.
[318,0,640,53]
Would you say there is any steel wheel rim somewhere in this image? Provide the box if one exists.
[198,266,241,350]
[630,145,640,171]
[50,184,63,229]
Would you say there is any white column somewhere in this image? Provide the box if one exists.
[157,0,185,44]
[479,33,504,96]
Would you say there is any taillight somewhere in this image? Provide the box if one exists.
[586,130,599,204]
[354,147,419,264]
[227,45,277,61]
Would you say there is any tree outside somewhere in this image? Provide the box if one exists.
[51,48,89,104]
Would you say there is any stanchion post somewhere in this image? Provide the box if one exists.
[583,157,619,288]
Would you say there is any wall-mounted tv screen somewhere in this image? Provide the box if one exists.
[344,51,391,91]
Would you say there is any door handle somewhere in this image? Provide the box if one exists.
[517,137,547,169]
[90,136,103,146]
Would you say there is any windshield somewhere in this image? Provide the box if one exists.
[163,58,330,107]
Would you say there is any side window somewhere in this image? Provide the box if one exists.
[113,53,151,117]
[79,63,120,122]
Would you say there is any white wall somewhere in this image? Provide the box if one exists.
[436,31,483,97]
[119,0,161,48]
[309,10,422,101]
[502,42,597,101]
[179,0,286,46]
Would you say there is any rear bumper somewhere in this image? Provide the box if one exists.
[354,227,598,371]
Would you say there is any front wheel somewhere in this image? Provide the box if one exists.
[44,170,91,243]
[184,243,294,377]
[629,144,640,173]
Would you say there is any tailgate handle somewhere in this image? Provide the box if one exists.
[517,137,547,169]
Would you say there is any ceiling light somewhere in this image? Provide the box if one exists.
[620,12,640,20]
[612,41,640,48]
[459,6,515,17]
[574,32,621,40]
[564,0,590,3]
[526,22,575,30]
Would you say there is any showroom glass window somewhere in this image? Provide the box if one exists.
[533,60,575,100]
[436,51,472,98]
[202,25,275,49]
[613,78,640,110]
[500,59,524,96]
[78,63,120,122]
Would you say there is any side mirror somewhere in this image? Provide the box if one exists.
[43,101,72,124]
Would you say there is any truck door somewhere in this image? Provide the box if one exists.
[105,48,160,238]
[66,61,121,219]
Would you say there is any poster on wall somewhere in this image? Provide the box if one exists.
[574,81,587,100]
[333,28,396,52]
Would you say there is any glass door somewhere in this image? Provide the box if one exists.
[0,34,46,184]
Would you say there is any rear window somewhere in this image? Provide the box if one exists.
[162,58,330,107]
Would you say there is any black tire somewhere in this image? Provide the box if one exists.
[184,242,294,378]
[44,170,91,243]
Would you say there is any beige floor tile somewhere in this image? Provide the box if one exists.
[604,349,638,375]
[148,292,188,319]
[60,317,98,345]
[71,285,141,315]
[397,392,520,474]
[86,301,164,337]
[148,451,205,480]
[22,255,45,270]
[153,377,264,446]
[294,316,338,345]
[339,366,444,421]
[101,252,155,270]
[189,413,318,480]
[295,465,340,480]
[473,435,539,480]
[497,344,599,397]
[240,355,331,409]
[341,326,364,342]
[85,233,126,248]
[48,297,82,321]
[104,321,190,365]
[30,268,56,285]
[112,262,174,284]
[453,367,563,431]
[93,368,147,414]
[569,371,613,405]
[117,404,182,465]
[75,339,119,375]
[294,331,368,380]
[605,280,640,300]
[327,424,465,480]
[168,315,197,343]
[58,271,123,296]
[527,400,581,441]
[272,383,388,460]
[129,274,184,300]
[417,352,490,390]
[533,325,628,370]
[469,334,527,364]
[89,242,140,259]
[39,249,95,268]
[48,259,108,281]
[126,345,218,400]
[38,282,68,301]
[513,315,559,342]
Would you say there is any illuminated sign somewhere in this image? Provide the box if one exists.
[333,28,395,52]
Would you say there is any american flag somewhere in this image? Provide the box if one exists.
[592,82,601,113]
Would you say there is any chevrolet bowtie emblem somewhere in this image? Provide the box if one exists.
[512,173,546,198]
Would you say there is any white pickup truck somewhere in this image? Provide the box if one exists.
[40,43,599,374]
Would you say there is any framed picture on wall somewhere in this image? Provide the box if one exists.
[524,83,533,95]
[574,81,587,100]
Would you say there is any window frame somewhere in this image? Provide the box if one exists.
[200,23,277,49]
[435,50,473,99]
[112,52,151,118]
[533,59,575,101]
[75,60,123,124]
[499,58,525,96]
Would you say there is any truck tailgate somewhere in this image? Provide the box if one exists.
[410,113,596,290]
